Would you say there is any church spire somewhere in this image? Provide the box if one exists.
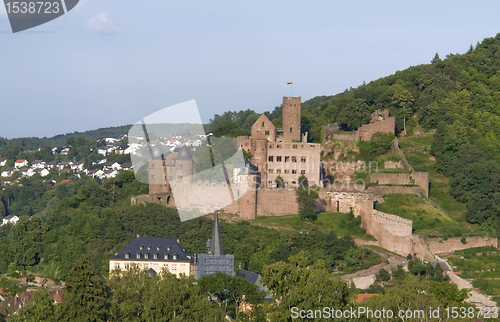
[209,211,223,255]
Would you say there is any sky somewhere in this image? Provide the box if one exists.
[1,0,500,138]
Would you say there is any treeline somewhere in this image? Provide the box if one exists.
[2,254,474,322]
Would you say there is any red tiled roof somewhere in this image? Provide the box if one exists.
[59,169,71,173]
[14,159,26,163]
[355,294,377,303]
[59,180,71,184]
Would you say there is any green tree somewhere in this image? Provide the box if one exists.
[60,256,108,322]
[8,287,57,322]
[296,175,318,221]
[10,215,47,269]
[199,272,266,319]
[274,175,284,188]
[375,268,391,282]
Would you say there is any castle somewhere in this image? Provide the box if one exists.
[129,96,497,258]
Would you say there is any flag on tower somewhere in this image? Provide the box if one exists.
[287,81,293,85]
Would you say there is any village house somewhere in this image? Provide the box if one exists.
[34,168,50,177]
[97,146,112,156]
[70,162,85,172]
[92,158,107,166]
[115,145,132,155]
[31,160,46,169]
[0,158,6,167]
[46,160,60,169]
[121,162,133,171]
[103,161,121,171]
[14,159,28,169]
[1,168,15,178]
[104,169,119,179]
[52,146,70,155]
[1,215,19,226]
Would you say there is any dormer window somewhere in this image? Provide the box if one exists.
[167,246,171,251]
[136,253,141,259]
[173,254,177,260]
[140,245,143,250]
[164,254,169,260]
[125,253,130,259]
[144,253,149,259]
[147,245,151,251]
[157,246,160,251]
[153,253,158,259]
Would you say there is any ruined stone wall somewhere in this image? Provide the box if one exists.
[357,117,395,141]
[413,171,429,198]
[257,188,299,216]
[426,237,498,255]
[367,185,422,196]
[384,161,403,169]
[370,173,412,185]
[368,210,413,256]
[332,133,357,142]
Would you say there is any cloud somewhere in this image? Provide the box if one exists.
[84,13,119,34]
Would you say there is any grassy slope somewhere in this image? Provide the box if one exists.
[445,247,500,302]
[375,194,471,237]
[399,134,467,218]
[251,212,376,241]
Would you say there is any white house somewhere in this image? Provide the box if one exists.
[103,161,121,171]
[88,169,105,179]
[103,169,118,179]
[34,168,50,177]
[97,146,112,156]
[0,158,6,167]
[20,167,33,177]
[186,139,202,147]
[31,160,46,169]
[1,168,15,177]
[1,215,19,226]
[105,138,119,144]
[70,162,85,172]
[121,162,133,171]
[165,140,181,147]
[14,159,28,169]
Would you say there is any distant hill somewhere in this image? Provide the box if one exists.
[49,125,133,142]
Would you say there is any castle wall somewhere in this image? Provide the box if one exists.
[370,173,411,185]
[413,171,429,198]
[256,188,298,216]
[357,114,396,141]
[369,209,413,256]
[426,237,498,255]
[384,161,403,169]
[367,185,422,196]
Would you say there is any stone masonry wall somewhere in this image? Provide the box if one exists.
[367,185,422,196]
[370,173,411,185]
[368,210,413,256]
[257,188,299,216]
[426,237,498,255]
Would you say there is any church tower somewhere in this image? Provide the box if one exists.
[282,96,301,142]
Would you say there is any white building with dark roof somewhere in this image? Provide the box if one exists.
[109,237,195,278]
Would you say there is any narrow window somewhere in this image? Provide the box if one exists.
[285,170,290,174]
[277,156,282,162]
[262,121,265,127]
[268,156,273,162]
[292,170,297,174]
[276,169,282,174]
[292,156,297,162]
[284,156,290,162]
[268,169,273,174]
[301,170,306,174]
[265,130,269,135]
[290,127,292,132]
[114,263,120,269]
[301,157,306,163]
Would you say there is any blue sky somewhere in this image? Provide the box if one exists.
[1,0,500,138]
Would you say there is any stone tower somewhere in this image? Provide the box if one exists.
[148,146,171,195]
[282,96,301,142]
[236,161,259,220]
[174,146,194,182]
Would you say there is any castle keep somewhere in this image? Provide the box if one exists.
[237,96,322,188]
